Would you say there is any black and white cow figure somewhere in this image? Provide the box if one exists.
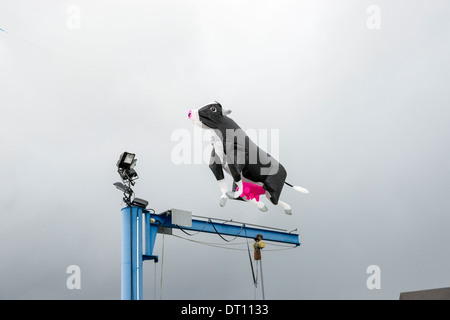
[188,101,309,215]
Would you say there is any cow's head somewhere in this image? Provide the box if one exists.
[188,101,232,129]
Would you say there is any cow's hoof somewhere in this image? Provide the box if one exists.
[226,191,240,199]
[257,202,268,212]
[220,195,228,207]
[284,209,292,215]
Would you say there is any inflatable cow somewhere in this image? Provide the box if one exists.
[188,101,309,215]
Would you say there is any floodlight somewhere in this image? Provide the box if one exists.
[118,168,139,185]
[117,152,136,170]
[117,152,139,185]
[132,197,149,209]
[114,151,146,207]
[129,158,137,170]
[125,168,138,180]
[113,182,133,195]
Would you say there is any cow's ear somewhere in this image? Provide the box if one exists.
[222,109,232,116]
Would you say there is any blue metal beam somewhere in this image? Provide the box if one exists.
[148,211,301,246]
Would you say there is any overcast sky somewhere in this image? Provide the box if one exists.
[1,0,450,300]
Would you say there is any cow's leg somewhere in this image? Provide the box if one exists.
[226,178,244,200]
[225,142,246,199]
[277,200,292,215]
[245,198,268,212]
[218,179,229,207]
[225,181,246,202]
[209,147,230,207]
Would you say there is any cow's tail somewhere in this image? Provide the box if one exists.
[284,181,309,194]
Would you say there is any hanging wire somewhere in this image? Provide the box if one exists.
[174,219,210,236]
[175,219,247,243]
[171,217,298,250]
[171,234,246,249]
[208,219,245,242]
[244,225,258,289]
[260,258,265,300]
[171,234,297,251]
[156,223,297,301]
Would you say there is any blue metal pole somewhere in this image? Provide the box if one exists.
[144,211,151,255]
[135,207,143,300]
[121,206,132,300]
[121,206,143,300]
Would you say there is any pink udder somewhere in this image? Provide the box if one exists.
[237,182,265,201]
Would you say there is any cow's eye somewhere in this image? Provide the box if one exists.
[210,107,217,112]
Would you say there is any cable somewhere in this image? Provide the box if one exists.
[175,220,210,236]
[167,228,293,300]
[171,234,247,251]
[209,219,245,242]
[171,234,297,251]
[0,27,50,55]
[176,219,245,242]
[244,226,258,288]
[260,257,265,300]
[174,219,298,250]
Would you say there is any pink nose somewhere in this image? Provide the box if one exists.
[188,110,192,119]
